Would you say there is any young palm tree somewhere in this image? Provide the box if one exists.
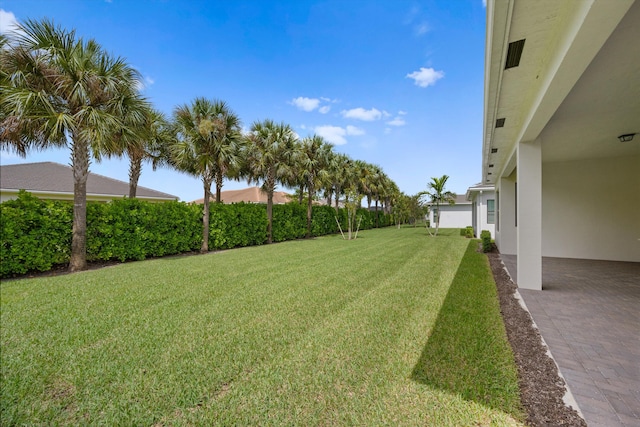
[170,98,242,252]
[299,135,332,238]
[124,108,172,198]
[244,119,297,244]
[0,19,147,272]
[421,174,456,236]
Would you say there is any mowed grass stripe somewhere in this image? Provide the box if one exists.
[1,227,524,426]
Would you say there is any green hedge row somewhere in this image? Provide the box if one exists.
[0,191,392,277]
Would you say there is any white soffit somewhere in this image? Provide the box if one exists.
[483,0,637,183]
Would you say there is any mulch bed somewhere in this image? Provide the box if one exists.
[485,246,587,426]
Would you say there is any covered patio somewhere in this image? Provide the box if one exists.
[502,255,640,426]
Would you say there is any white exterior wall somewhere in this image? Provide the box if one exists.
[470,190,496,237]
[430,204,472,229]
[496,173,517,255]
[543,155,640,262]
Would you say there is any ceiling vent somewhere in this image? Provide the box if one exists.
[495,118,505,128]
[505,39,525,69]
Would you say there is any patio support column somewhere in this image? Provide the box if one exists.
[517,139,542,290]
[498,174,516,255]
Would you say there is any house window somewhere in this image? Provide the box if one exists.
[432,207,438,223]
[487,199,495,224]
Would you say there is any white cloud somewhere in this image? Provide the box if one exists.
[482,0,487,7]
[314,125,365,146]
[398,110,407,115]
[386,117,406,126]
[340,107,382,121]
[0,9,22,36]
[318,105,331,114]
[415,22,429,35]
[384,128,392,135]
[145,76,155,86]
[406,67,444,88]
[291,96,321,112]
[315,125,347,145]
[346,125,365,136]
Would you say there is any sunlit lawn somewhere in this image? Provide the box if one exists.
[1,227,525,426]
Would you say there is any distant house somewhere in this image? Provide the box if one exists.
[465,183,496,238]
[426,194,472,229]
[0,162,178,203]
[192,186,292,204]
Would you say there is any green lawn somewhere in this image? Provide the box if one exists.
[1,227,525,426]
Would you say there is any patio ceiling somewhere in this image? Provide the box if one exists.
[483,0,640,183]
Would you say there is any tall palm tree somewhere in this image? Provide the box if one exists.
[124,108,172,198]
[329,153,353,213]
[421,174,456,236]
[0,19,147,272]
[170,97,242,253]
[244,119,297,244]
[299,135,332,238]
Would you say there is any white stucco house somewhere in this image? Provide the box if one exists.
[484,0,640,289]
[426,195,472,229]
[466,183,496,238]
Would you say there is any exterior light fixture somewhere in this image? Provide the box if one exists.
[491,148,498,153]
[618,133,636,142]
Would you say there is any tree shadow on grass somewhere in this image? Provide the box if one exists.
[411,241,523,418]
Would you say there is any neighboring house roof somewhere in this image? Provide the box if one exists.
[0,162,178,201]
[425,194,470,206]
[192,186,292,204]
[465,182,495,201]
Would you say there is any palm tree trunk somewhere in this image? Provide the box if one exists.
[334,185,340,213]
[306,185,313,238]
[201,178,213,253]
[375,199,379,228]
[128,154,142,198]
[69,139,89,272]
[298,184,304,204]
[215,172,223,203]
[266,180,274,244]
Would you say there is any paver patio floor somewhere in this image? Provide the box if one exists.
[502,255,640,427]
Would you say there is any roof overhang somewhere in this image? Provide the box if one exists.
[483,0,639,185]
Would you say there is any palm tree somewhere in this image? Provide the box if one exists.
[421,175,456,236]
[299,135,332,238]
[329,153,353,213]
[124,108,172,198]
[0,19,147,272]
[170,97,242,253]
[244,119,297,244]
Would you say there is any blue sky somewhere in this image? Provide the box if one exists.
[0,0,486,202]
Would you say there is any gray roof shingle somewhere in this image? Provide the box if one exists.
[0,162,178,200]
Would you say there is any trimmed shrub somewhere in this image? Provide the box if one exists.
[0,191,72,276]
[208,202,267,250]
[464,226,474,238]
[480,230,492,253]
[272,203,307,242]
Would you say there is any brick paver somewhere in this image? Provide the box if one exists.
[502,256,640,427]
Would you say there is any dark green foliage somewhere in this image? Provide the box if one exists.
[463,226,474,238]
[208,202,267,249]
[87,198,202,261]
[310,205,339,237]
[272,203,307,242]
[480,230,492,252]
[1,193,394,277]
[0,191,72,276]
